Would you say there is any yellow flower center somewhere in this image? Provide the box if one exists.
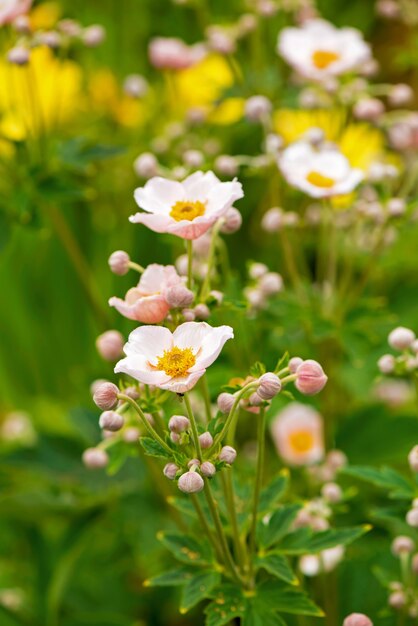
[156,346,196,377]
[288,430,315,454]
[306,171,335,188]
[170,200,206,222]
[312,50,340,70]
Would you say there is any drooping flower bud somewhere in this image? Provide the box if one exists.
[199,431,214,449]
[326,449,348,470]
[343,613,373,626]
[187,458,200,470]
[249,263,268,280]
[295,360,328,396]
[258,372,281,400]
[201,461,216,477]
[289,356,303,373]
[244,95,272,122]
[133,152,158,179]
[163,463,179,480]
[99,410,124,432]
[183,149,204,168]
[388,327,416,351]
[182,308,196,321]
[108,250,130,275]
[168,415,190,433]
[96,330,124,361]
[219,445,237,464]
[378,354,395,374]
[93,382,119,410]
[389,83,413,106]
[165,284,194,308]
[220,207,242,234]
[391,535,415,556]
[170,431,180,444]
[178,471,205,493]
[217,392,235,414]
[249,392,263,406]
[321,482,343,503]
[82,447,109,469]
[408,445,418,472]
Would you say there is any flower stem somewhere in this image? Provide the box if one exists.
[213,382,259,447]
[248,406,266,584]
[186,239,193,290]
[221,470,247,574]
[128,261,145,273]
[184,393,203,462]
[200,218,224,301]
[118,394,172,454]
[200,374,212,423]
[190,493,224,564]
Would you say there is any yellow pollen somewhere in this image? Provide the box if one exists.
[312,50,340,70]
[306,170,335,188]
[288,430,315,454]
[156,346,196,377]
[170,200,206,222]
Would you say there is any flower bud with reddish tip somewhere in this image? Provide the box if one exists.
[295,360,328,396]
[96,330,124,361]
[289,356,303,373]
[259,272,283,295]
[178,471,204,493]
[168,415,190,433]
[258,373,281,400]
[163,463,179,480]
[219,445,237,464]
[82,447,109,469]
[201,461,216,477]
[343,613,373,626]
[199,431,213,449]
[392,535,415,556]
[93,382,119,410]
[165,284,194,308]
[99,410,124,432]
[321,482,343,503]
[194,304,210,320]
[388,327,416,351]
[408,445,418,472]
[220,207,242,234]
[108,250,130,275]
[378,354,395,374]
[244,95,272,122]
[217,392,235,414]
[406,508,418,527]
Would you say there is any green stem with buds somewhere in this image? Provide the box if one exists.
[117,393,172,454]
[213,382,259,447]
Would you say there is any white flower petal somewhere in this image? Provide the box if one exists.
[115,356,171,385]
[123,325,173,363]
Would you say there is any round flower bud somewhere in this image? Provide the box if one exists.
[219,445,237,464]
[93,382,119,410]
[304,127,325,146]
[194,304,210,320]
[182,308,196,321]
[249,392,263,406]
[82,447,109,469]
[259,272,283,295]
[39,31,61,48]
[83,25,106,47]
[168,415,190,433]
[289,357,303,373]
[408,445,418,472]
[187,458,200,469]
[353,98,384,121]
[123,427,140,442]
[165,284,194,308]
[389,84,413,106]
[392,535,415,556]
[201,461,216,477]
[389,591,406,609]
[326,449,348,470]
[99,410,124,432]
[108,250,130,275]
[321,482,343,503]
[295,360,328,395]
[207,28,236,55]
[406,508,418,527]
[214,155,238,177]
[199,431,214,449]
[249,263,268,280]
[58,19,82,36]
[163,463,179,480]
[96,330,124,361]
[238,13,258,35]
[217,392,235,414]
[378,354,395,374]
[122,385,140,400]
[123,74,148,98]
[170,431,180,444]
[388,327,416,351]
[133,152,158,179]
[258,372,282,400]
[178,471,205,494]
[183,149,204,168]
[209,290,223,304]
[387,198,405,217]
[343,614,373,626]
[244,95,272,122]
[220,207,242,234]
[7,46,29,65]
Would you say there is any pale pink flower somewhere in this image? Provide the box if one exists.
[148,37,206,70]
[130,171,243,240]
[270,402,324,466]
[0,0,31,25]
[109,264,182,323]
[115,322,234,393]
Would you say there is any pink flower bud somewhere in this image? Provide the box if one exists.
[406,508,418,527]
[99,410,124,432]
[378,354,395,374]
[165,284,194,308]
[353,98,384,121]
[209,290,223,304]
[187,458,200,469]
[388,326,416,350]
[326,449,348,470]
[207,28,236,55]
[170,431,180,444]
[244,95,272,122]
[258,372,281,400]
[108,250,130,275]
[295,360,328,395]
[168,415,190,433]
[387,198,405,217]
[93,382,119,410]
[95,330,124,361]
[214,155,238,177]
[149,37,205,71]
[13,15,31,34]
[7,46,29,65]
[194,304,210,320]
[123,74,148,98]
[392,535,415,556]
[249,392,263,406]
[321,482,343,503]
[163,463,179,480]
[265,134,283,153]
[217,392,235,414]
[58,19,82,36]
[389,591,406,609]
[343,613,373,626]
[39,31,61,48]
[133,152,158,179]
[199,431,214,449]
[219,445,237,464]
[408,445,418,471]
[259,272,283,295]
[376,0,400,19]
[201,461,216,477]
[237,13,258,35]
[220,207,242,234]
[178,470,205,493]
[123,427,140,442]
[389,84,413,106]
[123,386,140,399]
[249,263,268,279]
[289,357,303,373]
[182,308,196,321]
[183,149,204,168]
[83,24,106,47]
[82,447,109,469]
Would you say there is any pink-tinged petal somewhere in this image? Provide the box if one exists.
[114,356,171,385]
[166,217,215,240]
[139,263,181,294]
[182,171,220,199]
[124,326,173,363]
[134,177,184,213]
[159,370,206,393]
[173,322,234,370]
[132,295,170,323]
[109,296,140,321]
[205,180,244,217]
[129,212,175,232]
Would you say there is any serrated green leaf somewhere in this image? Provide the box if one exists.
[257,580,324,616]
[243,604,287,626]
[259,470,290,513]
[205,584,245,626]
[145,567,194,587]
[278,526,369,554]
[158,532,213,566]
[258,504,301,548]
[341,465,414,499]
[180,571,221,613]
[256,552,298,585]
[140,437,172,459]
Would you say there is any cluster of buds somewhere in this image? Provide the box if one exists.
[388,536,418,618]
[244,262,284,310]
[261,206,300,233]
[378,326,418,377]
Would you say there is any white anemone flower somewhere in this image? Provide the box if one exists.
[277,19,371,82]
[129,171,243,240]
[279,141,363,198]
[115,322,234,393]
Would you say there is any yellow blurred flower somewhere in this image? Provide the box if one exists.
[88,69,145,128]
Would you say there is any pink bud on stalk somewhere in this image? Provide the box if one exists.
[82,25,106,47]
[93,382,119,410]
[194,304,210,320]
[178,471,205,493]
[353,98,384,121]
[259,273,283,295]
[163,463,179,480]
[219,445,237,464]
[261,208,284,232]
[82,447,109,469]
[199,432,214,449]
[378,354,395,374]
[388,327,416,351]
[257,373,281,400]
[108,250,130,275]
[215,155,238,177]
[343,614,373,626]
[389,591,406,609]
[165,284,194,308]
[389,84,413,106]
[99,411,124,432]
[123,74,148,98]
[217,392,235,414]
[391,535,415,556]
[220,207,242,234]
[96,330,124,361]
[321,482,343,503]
[406,508,418,527]
[295,360,328,395]
[133,152,158,179]
[244,95,272,122]
[289,356,303,373]
[200,461,216,477]
[168,415,190,433]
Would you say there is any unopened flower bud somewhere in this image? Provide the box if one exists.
[353,98,384,121]
[219,445,237,464]
[321,482,343,503]
[7,46,29,65]
[123,427,140,442]
[108,250,130,275]
[244,95,272,122]
[378,354,395,374]
[165,284,194,308]
[388,326,416,350]
[259,272,283,295]
[304,127,325,146]
[183,149,204,168]
[39,31,61,48]
[343,613,373,626]
[96,330,124,361]
[289,357,303,373]
[99,410,124,432]
[265,133,283,153]
[258,372,281,400]
[392,535,415,556]
[83,24,106,47]
[134,152,158,179]
[168,415,190,433]
[209,290,223,304]
[201,461,216,477]
[182,308,196,321]
[408,445,418,472]
[326,449,348,470]
[389,591,406,609]
[238,13,258,35]
[123,386,140,399]
[82,447,109,469]
[389,84,413,106]
[163,463,179,479]
[58,19,82,36]
[387,198,405,217]
[199,431,214,449]
[93,382,119,410]
[217,392,235,414]
[214,155,238,176]
[123,74,148,98]
[194,303,210,320]
[178,470,204,493]
[220,207,242,234]
[207,28,236,54]
[295,360,328,395]
[248,392,262,406]
[249,263,268,279]
[406,508,418,527]
[187,458,200,469]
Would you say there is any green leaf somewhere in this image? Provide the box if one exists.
[243,605,287,626]
[250,361,266,378]
[341,465,414,499]
[258,504,301,548]
[205,584,245,626]
[259,470,289,512]
[157,532,213,566]
[140,437,172,459]
[144,567,194,587]
[257,580,324,616]
[180,571,221,613]
[279,526,370,554]
[256,552,298,585]
[274,351,289,373]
